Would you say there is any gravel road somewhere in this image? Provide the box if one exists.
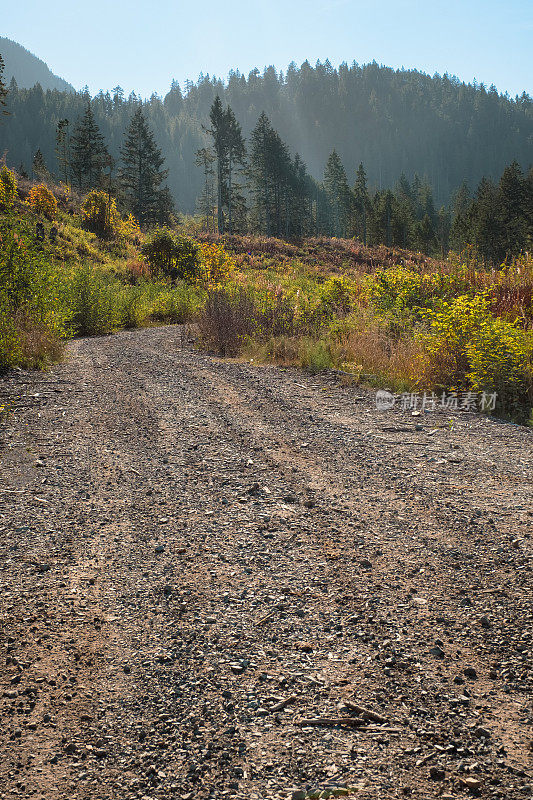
[1,325,532,800]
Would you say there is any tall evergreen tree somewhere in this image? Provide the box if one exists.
[119,105,173,225]
[195,146,216,231]
[55,118,70,185]
[248,112,274,235]
[207,96,228,234]
[450,181,471,252]
[467,177,505,263]
[70,103,108,190]
[32,148,49,181]
[225,107,246,234]
[323,150,351,237]
[353,162,370,244]
[498,161,528,258]
[0,54,8,120]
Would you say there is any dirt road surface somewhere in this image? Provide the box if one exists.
[1,326,532,800]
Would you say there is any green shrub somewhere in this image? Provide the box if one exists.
[151,282,201,324]
[466,318,533,418]
[0,215,69,370]
[81,190,122,239]
[68,265,121,336]
[119,285,151,329]
[0,166,17,211]
[420,294,533,418]
[299,338,333,373]
[141,229,200,282]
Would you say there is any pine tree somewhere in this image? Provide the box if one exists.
[498,161,528,258]
[207,96,228,234]
[248,112,298,237]
[225,107,246,234]
[353,163,370,244]
[55,118,70,185]
[323,150,352,237]
[32,149,49,181]
[248,112,274,235]
[436,207,451,257]
[119,105,173,225]
[0,54,8,120]
[468,177,504,264]
[450,181,471,252]
[195,147,216,231]
[70,103,108,190]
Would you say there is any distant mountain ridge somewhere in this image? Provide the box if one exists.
[1,40,531,213]
[0,37,74,92]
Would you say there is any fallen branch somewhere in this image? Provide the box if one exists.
[270,695,297,712]
[255,609,276,625]
[343,701,388,724]
[297,716,365,728]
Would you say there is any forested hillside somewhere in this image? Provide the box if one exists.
[1,57,532,212]
[0,37,74,93]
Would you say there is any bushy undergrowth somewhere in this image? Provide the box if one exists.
[0,198,203,370]
[197,250,533,421]
[0,214,69,369]
[2,175,532,422]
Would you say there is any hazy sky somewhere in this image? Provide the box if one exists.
[3,0,532,98]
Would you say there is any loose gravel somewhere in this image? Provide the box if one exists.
[0,325,532,800]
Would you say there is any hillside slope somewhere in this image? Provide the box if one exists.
[0,37,74,92]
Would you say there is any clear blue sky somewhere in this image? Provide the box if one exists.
[3,0,532,99]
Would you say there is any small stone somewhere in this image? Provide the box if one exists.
[230,663,245,675]
[283,494,299,504]
[94,748,108,758]
[430,646,445,659]
[463,667,477,679]
[155,544,165,553]
[360,559,372,569]
[429,767,446,781]
[480,615,491,628]
[297,641,313,653]
[474,726,491,739]
[461,777,483,791]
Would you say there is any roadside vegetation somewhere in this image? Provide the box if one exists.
[1,167,532,423]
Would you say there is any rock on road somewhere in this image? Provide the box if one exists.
[0,325,532,800]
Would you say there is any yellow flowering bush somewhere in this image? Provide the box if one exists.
[198,242,235,287]
[26,184,58,220]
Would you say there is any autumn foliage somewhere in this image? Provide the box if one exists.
[26,184,58,219]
